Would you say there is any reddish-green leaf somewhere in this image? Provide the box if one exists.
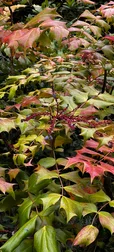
[0,178,15,194]
[0,118,15,132]
[24,8,61,28]
[99,211,114,234]
[73,225,99,246]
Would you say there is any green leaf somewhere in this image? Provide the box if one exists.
[35,167,58,182]
[13,239,33,252]
[60,96,77,111]
[60,171,81,183]
[73,225,99,247]
[0,215,37,252]
[38,157,56,168]
[13,154,27,166]
[64,185,84,198]
[97,135,113,147]
[99,93,114,103]
[41,193,61,211]
[28,173,50,194]
[8,85,18,100]
[109,200,114,207]
[54,136,71,148]
[69,90,88,104]
[81,202,97,216]
[80,127,96,140]
[18,197,34,227]
[87,99,114,108]
[60,196,82,222]
[34,225,59,252]
[99,211,114,234]
[88,190,111,203]
[102,45,114,59]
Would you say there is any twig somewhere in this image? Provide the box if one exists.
[91,201,109,225]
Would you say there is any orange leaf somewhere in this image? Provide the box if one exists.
[8,168,20,181]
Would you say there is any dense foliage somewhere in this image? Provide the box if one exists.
[0,0,114,251]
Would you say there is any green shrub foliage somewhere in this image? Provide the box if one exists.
[0,0,114,251]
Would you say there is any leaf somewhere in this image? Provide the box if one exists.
[61,171,81,183]
[0,215,37,252]
[8,85,18,100]
[69,90,88,103]
[35,167,58,182]
[109,200,114,208]
[17,28,41,48]
[104,35,114,42]
[102,45,114,60]
[50,26,69,41]
[87,98,114,108]
[60,196,82,222]
[0,118,15,132]
[13,154,27,166]
[54,135,71,148]
[79,0,95,4]
[65,139,114,182]
[80,127,96,141]
[28,169,56,194]
[81,202,97,216]
[73,225,99,247]
[0,168,7,178]
[38,157,56,168]
[60,96,77,111]
[12,239,33,252]
[21,96,39,107]
[18,197,33,227]
[34,225,59,252]
[89,25,101,38]
[64,185,84,198]
[80,10,98,20]
[63,38,82,51]
[3,29,28,49]
[24,8,60,28]
[98,211,114,234]
[8,168,20,182]
[41,193,61,211]
[88,190,110,203]
[0,178,15,194]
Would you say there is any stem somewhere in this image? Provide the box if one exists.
[91,201,109,225]
[9,6,13,26]
[10,48,14,75]
[52,149,64,196]
[102,69,107,93]
[28,192,39,215]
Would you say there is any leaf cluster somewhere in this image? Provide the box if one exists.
[0,1,114,251]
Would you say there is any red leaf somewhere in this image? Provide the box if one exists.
[80,106,97,116]
[65,139,114,181]
[3,28,40,49]
[104,36,114,42]
[39,18,66,28]
[3,29,28,49]
[17,28,40,48]
[21,96,39,107]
